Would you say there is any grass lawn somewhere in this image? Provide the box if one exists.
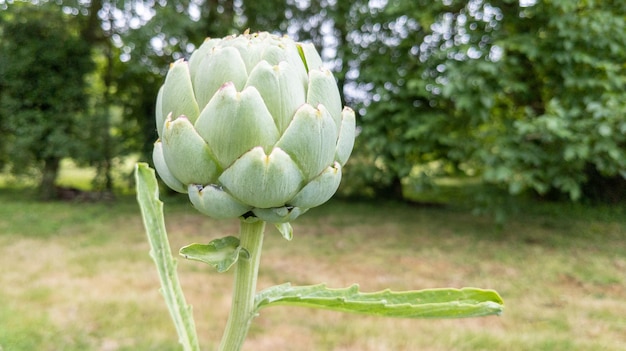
[0,183,625,350]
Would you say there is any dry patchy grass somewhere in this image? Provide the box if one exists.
[1,191,625,351]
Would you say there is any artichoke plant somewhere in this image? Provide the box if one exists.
[153,32,355,223]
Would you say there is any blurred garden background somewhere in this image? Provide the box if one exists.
[1,0,625,350]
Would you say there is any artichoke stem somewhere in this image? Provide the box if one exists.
[218,220,265,351]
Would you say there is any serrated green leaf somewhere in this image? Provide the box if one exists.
[135,163,200,351]
[179,236,244,272]
[255,283,503,319]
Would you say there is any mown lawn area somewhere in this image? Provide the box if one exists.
[0,184,625,350]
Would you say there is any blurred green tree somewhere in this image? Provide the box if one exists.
[0,3,94,199]
[352,0,626,202]
[6,0,621,204]
[436,0,626,202]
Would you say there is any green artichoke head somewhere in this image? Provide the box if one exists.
[153,32,355,223]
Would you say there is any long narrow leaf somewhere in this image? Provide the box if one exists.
[135,163,200,351]
[255,283,503,319]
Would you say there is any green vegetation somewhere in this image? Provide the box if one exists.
[1,183,624,350]
[0,3,93,199]
[353,0,626,200]
[1,1,625,202]
[1,0,625,348]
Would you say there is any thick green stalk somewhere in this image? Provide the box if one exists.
[218,220,266,351]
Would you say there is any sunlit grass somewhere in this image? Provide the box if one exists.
[1,163,625,350]
[56,159,98,190]
[0,157,139,192]
[56,157,139,192]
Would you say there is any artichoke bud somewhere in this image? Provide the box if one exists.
[153,31,356,223]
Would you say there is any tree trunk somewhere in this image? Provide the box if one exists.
[39,157,61,200]
[101,39,114,192]
[374,175,404,201]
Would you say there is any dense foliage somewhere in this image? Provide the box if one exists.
[0,4,93,199]
[346,0,626,201]
[1,0,624,202]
